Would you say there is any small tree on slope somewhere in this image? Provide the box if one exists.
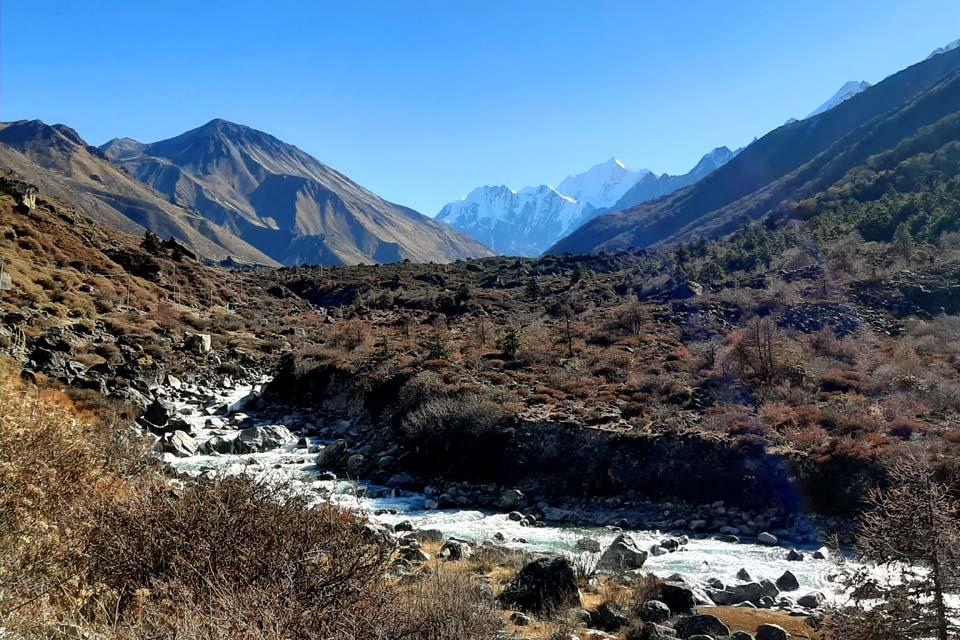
[823,452,960,640]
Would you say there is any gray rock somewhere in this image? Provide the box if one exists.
[236,424,295,453]
[440,540,471,561]
[498,556,582,614]
[589,603,629,631]
[797,592,824,609]
[316,439,348,467]
[576,537,602,553]
[732,632,755,640]
[736,568,752,581]
[757,531,778,545]
[658,579,713,615]
[499,488,525,510]
[509,612,531,626]
[711,579,779,606]
[159,430,197,457]
[185,333,212,354]
[675,614,730,639]
[597,533,648,573]
[786,549,804,561]
[755,623,790,640]
[346,453,365,475]
[639,599,671,623]
[646,624,679,638]
[776,570,800,592]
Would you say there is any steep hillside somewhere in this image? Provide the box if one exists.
[0,120,277,266]
[102,119,492,266]
[548,46,960,255]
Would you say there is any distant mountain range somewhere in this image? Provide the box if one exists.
[548,43,960,256]
[436,149,737,256]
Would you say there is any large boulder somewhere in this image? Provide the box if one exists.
[638,600,672,623]
[158,430,197,457]
[797,592,824,609]
[236,425,295,453]
[658,578,715,615]
[710,579,779,606]
[675,614,730,639]
[498,556,582,614]
[588,603,629,632]
[140,398,176,431]
[185,333,212,354]
[316,439,348,468]
[775,570,800,592]
[597,534,648,573]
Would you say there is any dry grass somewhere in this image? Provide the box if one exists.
[703,606,821,639]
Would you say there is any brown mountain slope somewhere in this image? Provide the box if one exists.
[0,120,280,266]
[101,119,493,266]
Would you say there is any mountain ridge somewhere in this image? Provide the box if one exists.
[101,119,492,266]
[547,44,960,256]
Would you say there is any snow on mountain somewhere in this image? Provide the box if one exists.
[806,81,871,119]
[435,184,585,257]
[556,158,651,210]
[927,38,960,60]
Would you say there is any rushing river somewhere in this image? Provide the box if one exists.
[163,381,843,599]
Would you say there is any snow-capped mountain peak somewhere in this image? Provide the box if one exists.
[556,158,650,210]
[927,38,960,60]
[806,80,871,118]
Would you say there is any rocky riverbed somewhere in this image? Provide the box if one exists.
[136,376,850,628]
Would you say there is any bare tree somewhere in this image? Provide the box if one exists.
[824,452,960,640]
[732,316,781,383]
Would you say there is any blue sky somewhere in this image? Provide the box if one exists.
[2,1,959,214]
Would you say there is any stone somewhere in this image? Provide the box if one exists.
[675,614,730,639]
[736,568,752,581]
[732,633,755,640]
[185,333,212,354]
[757,532,778,545]
[507,511,524,521]
[440,540,471,561]
[141,398,176,430]
[499,488,525,510]
[498,556,582,614]
[776,570,800,592]
[509,612,531,626]
[646,624,679,639]
[596,533,648,573]
[710,580,779,606]
[316,439,348,467]
[797,592,824,609]
[588,603,629,631]
[786,549,804,561]
[657,579,713,615]
[755,623,790,640]
[236,424,295,453]
[159,430,197,457]
[576,537,602,553]
[346,453,365,475]
[649,544,667,556]
[639,599,671,623]
[408,529,445,545]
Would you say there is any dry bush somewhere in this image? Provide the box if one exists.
[0,364,146,626]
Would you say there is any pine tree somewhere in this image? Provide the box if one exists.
[892,222,915,261]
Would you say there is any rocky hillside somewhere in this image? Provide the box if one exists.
[548,45,960,255]
[101,119,492,266]
[0,120,277,266]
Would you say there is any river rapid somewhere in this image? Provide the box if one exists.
[159,380,844,600]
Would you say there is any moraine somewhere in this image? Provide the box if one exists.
[151,378,843,604]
